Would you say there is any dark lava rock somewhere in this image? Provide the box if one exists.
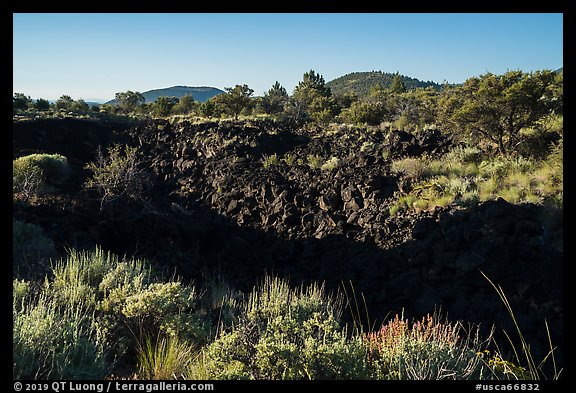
[14,118,563,369]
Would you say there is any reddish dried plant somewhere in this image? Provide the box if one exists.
[365,313,461,365]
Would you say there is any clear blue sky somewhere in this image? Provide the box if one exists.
[13,13,563,101]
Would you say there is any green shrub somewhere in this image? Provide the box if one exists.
[49,248,126,306]
[12,247,214,379]
[389,194,418,216]
[82,251,209,354]
[282,153,297,166]
[194,277,369,380]
[365,314,487,380]
[98,260,152,304]
[321,156,342,171]
[13,291,107,379]
[13,220,56,278]
[13,153,71,200]
[262,153,280,168]
[390,147,562,214]
[477,351,531,380]
[307,154,324,170]
[121,282,209,342]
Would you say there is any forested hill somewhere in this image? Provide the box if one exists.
[106,86,224,104]
[327,71,442,98]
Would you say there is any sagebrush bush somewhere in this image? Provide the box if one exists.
[13,220,56,278]
[13,291,107,379]
[193,277,369,380]
[282,153,297,166]
[121,282,210,342]
[444,145,484,164]
[49,248,126,306]
[68,249,210,353]
[13,153,71,200]
[307,154,324,170]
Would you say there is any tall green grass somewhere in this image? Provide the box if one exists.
[137,335,194,380]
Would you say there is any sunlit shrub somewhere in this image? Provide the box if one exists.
[194,277,369,379]
[13,291,107,379]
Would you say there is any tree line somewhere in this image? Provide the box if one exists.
[14,68,562,156]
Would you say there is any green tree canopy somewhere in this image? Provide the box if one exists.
[292,70,338,123]
[199,100,216,118]
[262,81,289,115]
[154,96,179,117]
[115,91,145,113]
[294,70,332,98]
[223,84,254,119]
[55,95,74,111]
[71,99,90,113]
[33,98,51,111]
[439,70,561,155]
[13,93,32,111]
[172,95,196,115]
[390,72,407,94]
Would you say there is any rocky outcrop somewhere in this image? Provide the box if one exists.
[14,118,563,366]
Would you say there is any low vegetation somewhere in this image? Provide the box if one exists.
[84,144,152,211]
[13,220,56,278]
[13,153,71,201]
[12,247,559,380]
[389,138,562,216]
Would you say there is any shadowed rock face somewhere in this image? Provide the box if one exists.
[13,118,563,367]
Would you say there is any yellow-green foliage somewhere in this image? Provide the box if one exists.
[13,247,551,380]
[282,153,297,166]
[307,154,324,169]
[389,194,418,216]
[137,335,195,380]
[13,247,210,379]
[13,279,30,310]
[193,277,369,380]
[391,157,429,179]
[13,153,71,200]
[321,156,342,171]
[262,153,280,168]
[13,290,107,379]
[476,350,531,380]
[120,282,209,342]
[84,144,151,209]
[50,248,120,306]
[390,144,562,213]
